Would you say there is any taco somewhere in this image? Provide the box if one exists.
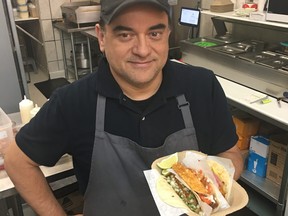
[157,173,203,214]
[172,162,219,210]
[207,160,233,200]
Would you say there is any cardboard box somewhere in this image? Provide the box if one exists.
[249,136,270,158]
[266,134,288,185]
[247,152,268,177]
[247,136,270,177]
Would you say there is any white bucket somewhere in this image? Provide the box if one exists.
[0,107,13,156]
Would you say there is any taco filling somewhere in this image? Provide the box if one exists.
[172,163,219,209]
[165,173,202,214]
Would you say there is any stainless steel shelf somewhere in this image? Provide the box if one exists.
[201,10,288,32]
[67,65,91,78]
[53,22,96,80]
[15,17,39,22]
[239,180,277,216]
[240,170,280,203]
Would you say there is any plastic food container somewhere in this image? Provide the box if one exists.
[0,107,13,156]
[17,4,28,12]
[18,11,29,19]
[17,0,27,5]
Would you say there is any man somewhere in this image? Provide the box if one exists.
[5,0,243,215]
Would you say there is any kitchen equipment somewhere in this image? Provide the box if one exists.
[209,41,254,57]
[228,41,255,52]
[280,65,288,73]
[210,44,247,56]
[71,43,96,69]
[266,0,288,24]
[187,37,225,48]
[213,33,242,43]
[61,1,100,26]
[238,51,279,63]
[256,55,288,69]
[0,0,29,113]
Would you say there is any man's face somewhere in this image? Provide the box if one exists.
[96,4,171,98]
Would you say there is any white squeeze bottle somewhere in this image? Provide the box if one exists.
[30,104,41,119]
[19,95,34,124]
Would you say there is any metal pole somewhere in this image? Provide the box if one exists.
[70,32,79,80]
[15,25,44,46]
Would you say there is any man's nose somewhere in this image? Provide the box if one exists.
[132,35,151,57]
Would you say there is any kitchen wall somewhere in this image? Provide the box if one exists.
[34,0,89,78]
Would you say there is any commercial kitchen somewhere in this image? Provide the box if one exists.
[0,0,288,215]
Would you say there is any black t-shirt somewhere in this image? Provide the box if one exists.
[16,58,238,194]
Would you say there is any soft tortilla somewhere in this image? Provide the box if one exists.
[207,160,232,200]
[156,176,192,212]
[156,175,212,215]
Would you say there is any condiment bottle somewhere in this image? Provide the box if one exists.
[19,95,34,124]
[30,104,41,119]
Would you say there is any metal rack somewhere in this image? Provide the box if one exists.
[53,22,95,80]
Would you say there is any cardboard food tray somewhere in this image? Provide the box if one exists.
[151,151,249,216]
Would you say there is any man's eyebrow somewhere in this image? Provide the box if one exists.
[113,25,133,32]
[112,23,167,32]
[149,23,167,31]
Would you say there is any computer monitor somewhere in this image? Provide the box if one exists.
[179,7,201,27]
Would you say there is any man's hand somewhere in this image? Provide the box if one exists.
[217,145,244,180]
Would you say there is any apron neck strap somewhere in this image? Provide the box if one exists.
[96,94,106,133]
[176,94,194,129]
[96,94,194,132]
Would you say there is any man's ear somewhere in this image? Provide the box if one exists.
[95,24,105,52]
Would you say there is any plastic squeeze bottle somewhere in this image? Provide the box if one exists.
[19,95,34,124]
[30,104,41,119]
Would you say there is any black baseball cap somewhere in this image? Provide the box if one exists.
[100,0,171,24]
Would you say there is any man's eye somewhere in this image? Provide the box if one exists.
[150,32,162,39]
[120,33,129,37]
[118,32,133,40]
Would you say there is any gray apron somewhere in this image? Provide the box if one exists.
[83,94,199,215]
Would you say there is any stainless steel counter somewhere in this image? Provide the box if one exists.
[53,22,95,33]
[180,39,288,99]
[81,29,97,40]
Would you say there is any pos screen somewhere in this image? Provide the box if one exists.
[179,7,200,27]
